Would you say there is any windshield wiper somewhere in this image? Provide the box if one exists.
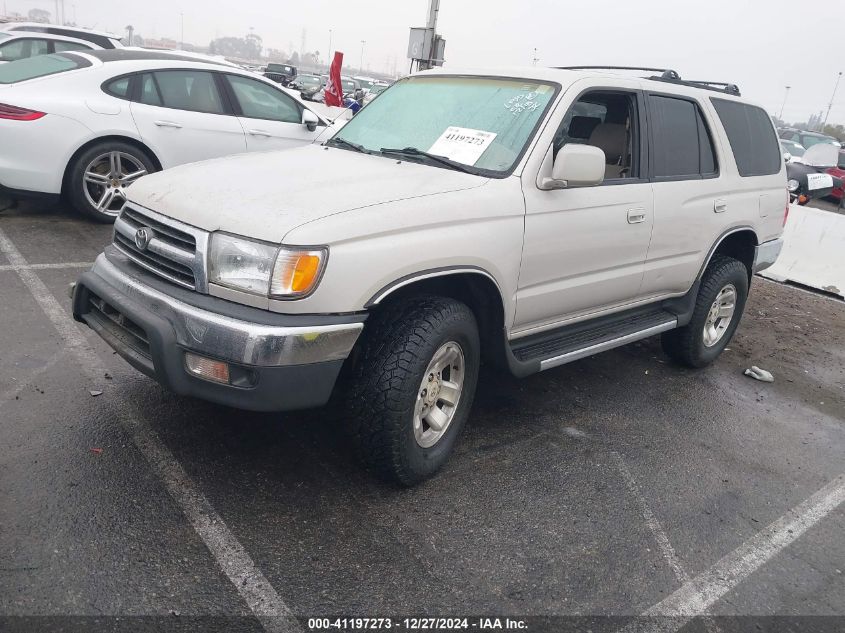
[379,147,474,174]
[326,137,365,153]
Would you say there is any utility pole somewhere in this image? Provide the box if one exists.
[822,71,842,130]
[425,0,440,69]
[779,86,790,121]
[360,40,365,73]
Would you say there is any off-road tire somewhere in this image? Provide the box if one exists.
[66,141,157,223]
[345,296,480,486]
[661,254,749,368]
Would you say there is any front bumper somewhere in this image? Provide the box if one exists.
[752,237,784,274]
[72,251,365,411]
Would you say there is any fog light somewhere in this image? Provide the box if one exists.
[185,353,230,384]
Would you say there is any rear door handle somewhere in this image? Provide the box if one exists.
[248,129,272,137]
[627,208,646,224]
[714,198,728,213]
[153,120,182,128]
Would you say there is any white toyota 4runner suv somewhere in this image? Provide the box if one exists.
[73,66,786,485]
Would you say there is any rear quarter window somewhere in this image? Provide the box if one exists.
[711,98,781,177]
[0,53,91,84]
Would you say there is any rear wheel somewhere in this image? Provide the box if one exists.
[345,296,480,486]
[661,254,749,368]
[66,141,156,223]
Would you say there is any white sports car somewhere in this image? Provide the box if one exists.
[0,49,333,222]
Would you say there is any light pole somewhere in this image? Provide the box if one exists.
[822,71,842,130]
[779,85,790,121]
[360,40,366,73]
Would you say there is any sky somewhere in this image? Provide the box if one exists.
[4,0,842,125]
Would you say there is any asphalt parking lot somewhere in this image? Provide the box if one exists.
[1,200,844,633]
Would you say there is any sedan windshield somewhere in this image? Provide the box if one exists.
[330,76,557,175]
[298,75,321,88]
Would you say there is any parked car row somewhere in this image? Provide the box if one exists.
[0,21,122,62]
[778,131,844,205]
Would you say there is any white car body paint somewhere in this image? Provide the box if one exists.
[0,50,331,195]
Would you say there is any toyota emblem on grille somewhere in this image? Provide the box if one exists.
[134,227,153,251]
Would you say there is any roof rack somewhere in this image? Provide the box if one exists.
[553,65,741,96]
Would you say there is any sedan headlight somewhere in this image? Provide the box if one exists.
[209,233,327,299]
[787,178,800,192]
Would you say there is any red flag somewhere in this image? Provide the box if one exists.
[324,51,344,107]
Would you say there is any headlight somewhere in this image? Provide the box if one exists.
[787,179,800,192]
[209,233,327,298]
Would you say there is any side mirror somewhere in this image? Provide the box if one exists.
[302,109,319,132]
[541,144,606,190]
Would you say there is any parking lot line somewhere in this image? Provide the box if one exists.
[0,227,300,632]
[623,473,845,633]
[0,261,93,272]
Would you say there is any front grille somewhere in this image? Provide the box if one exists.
[86,291,151,360]
[113,205,207,290]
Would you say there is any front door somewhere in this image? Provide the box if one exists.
[223,74,325,151]
[515,87,654,333]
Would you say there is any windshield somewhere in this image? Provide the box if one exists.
[341,78,355,93]
[0,52,90,84]
[298,75,321,88]
[356,78,374,90]
[370,83,388,95]
[781,140,804,156]
[330,76,557,175]
[803,135,838,148]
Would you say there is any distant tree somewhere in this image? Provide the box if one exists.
[301,51,319,68]
[266,48,288,62]
[822,124,845,142]
[289,51,300,65]
[27,8,51,23]
[209,34,262,60]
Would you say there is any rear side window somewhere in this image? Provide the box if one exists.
[711,98,781,177]
[139,73,162,106]
[0,37,49,62]
[0,53,90,84]
[649,95,718,179]
[104,76,130,99]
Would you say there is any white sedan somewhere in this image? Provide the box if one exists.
[0,49,333,222]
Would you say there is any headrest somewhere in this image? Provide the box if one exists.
[568,116,602,140]
[589,123,627,162]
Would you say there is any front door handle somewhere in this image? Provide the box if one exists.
[714,198,728,213]
[627,208,646,224]
[153,120,182,128]
[248,129,272,137]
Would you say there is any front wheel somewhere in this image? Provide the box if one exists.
[66,141,157,223]
[661,254,749,368]
[345,296,480,486]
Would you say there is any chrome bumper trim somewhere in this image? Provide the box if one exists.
[90,254,363,367]
[752,238,784,274]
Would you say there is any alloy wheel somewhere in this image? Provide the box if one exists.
[82,151,148,217]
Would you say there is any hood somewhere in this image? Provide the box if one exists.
[126,144,488,243]
[799,143,839,168]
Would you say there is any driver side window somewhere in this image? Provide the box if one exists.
[226,74,302,123]
[553,91,640,181]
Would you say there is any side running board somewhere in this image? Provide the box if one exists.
[510,307,677,371]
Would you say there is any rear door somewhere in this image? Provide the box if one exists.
[638,93,725,297]
[222,73,325,151]
[129,70,246,168]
